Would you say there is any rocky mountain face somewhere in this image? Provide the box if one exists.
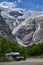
[16,16,43,45]
[1,8,25,31]
[0,13,15,41]
[0,7,43,46]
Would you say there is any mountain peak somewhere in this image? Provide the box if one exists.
[0,6,43,46]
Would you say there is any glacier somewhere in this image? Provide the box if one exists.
[0,2,43,46]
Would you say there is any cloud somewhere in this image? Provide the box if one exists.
[0,1,17,9]
[0,0,22,9]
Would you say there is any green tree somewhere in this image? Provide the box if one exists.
[0,38,12,58]
[19,47,28,57]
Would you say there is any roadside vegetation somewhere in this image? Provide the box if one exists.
[0,38,43,61]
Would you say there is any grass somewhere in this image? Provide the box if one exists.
[26,54,43,58]
[0,59,15,62]
[36,54,43,58]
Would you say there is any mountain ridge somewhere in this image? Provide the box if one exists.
[0,13,15,41]
[0,7,43,46]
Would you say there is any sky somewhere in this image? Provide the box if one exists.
[0,0,43,11]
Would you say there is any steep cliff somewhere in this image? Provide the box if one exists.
[0,14,15,41]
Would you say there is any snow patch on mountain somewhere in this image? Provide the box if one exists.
[0,2,43,46]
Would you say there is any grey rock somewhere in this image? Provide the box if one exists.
[0,14,15,41]
[0,7,43,46]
